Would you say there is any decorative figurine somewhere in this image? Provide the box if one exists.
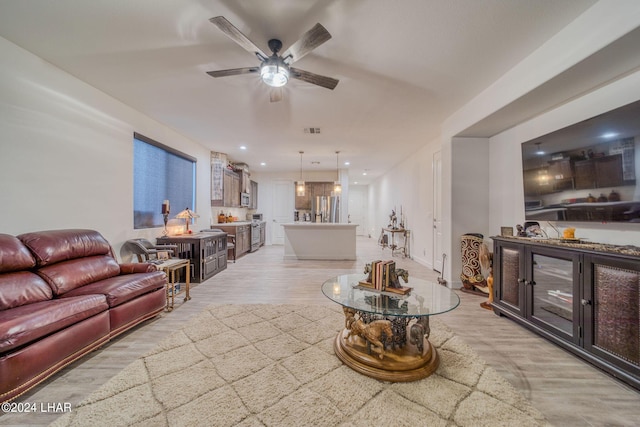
[388,268,409,288]
[389,209,398,229]
[479,243,494,310]
[344,318,393,359]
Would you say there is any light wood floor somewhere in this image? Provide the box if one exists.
[3,236,640,426]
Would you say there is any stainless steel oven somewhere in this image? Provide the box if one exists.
[250,221,261,252]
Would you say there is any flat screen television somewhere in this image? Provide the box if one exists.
[522,99,640,223]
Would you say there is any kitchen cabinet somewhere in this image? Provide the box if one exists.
[295,182,334,209]
[216,223,251,259]
[493,236,640,390]
[574,159,596,190]
[234,163,251,194]
[157,232,227,283]
[224,169,240,207]
[548,158,574,191]
[212,167,241,208]
[574,154,624,190]
[250,180,258,210]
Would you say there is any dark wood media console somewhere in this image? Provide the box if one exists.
[492,236,640,390]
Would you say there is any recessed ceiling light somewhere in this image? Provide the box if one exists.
[344,161,350,166]
[601,132,619,139]
[260,162,266,166]
[362,171,367,176]
[354,181,358,184]
[240,145,247,150]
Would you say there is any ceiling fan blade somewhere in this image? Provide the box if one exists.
[209,16,268,61]
[290,67,339,90]
[270,87,283,103]
[206,67,259,78]
[281,23,331,64]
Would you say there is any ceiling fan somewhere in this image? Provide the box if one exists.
[206,16,339,102]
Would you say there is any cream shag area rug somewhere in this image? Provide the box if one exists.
[51,304,550,427]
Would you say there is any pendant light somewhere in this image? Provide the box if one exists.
[333,151,342,194]
[296,151,305,196]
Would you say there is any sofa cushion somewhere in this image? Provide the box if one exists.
[36,255,121,296]
[0,272,53,311]
[18,229,113,267]
[0,234,36,273]
[0,294,108,353]
[60,271,166,308]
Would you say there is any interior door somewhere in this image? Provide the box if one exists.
[271,180,294,245]
[348,186,366,235]
[432,151,443,272]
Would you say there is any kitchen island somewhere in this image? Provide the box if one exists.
[282,222,358,260]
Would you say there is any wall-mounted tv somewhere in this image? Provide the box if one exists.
[522,99,640,223]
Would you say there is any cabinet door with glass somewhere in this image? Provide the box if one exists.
[494,240,526,317]
[526,246,581,344]
[584,255,640,378]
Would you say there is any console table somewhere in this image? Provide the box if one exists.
[321,274,459,381]
[492,236,640,390]
[381,227,409,258]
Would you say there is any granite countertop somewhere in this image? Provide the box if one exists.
[493,235,640,257]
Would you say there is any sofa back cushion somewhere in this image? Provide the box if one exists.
[0,272,53,310]
[0,234,52,310]
[36,256,121,296]
[18,229,114,267]
[0,234,36,273]
[18,229,121,296]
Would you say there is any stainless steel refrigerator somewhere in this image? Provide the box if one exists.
[312,196,340,223]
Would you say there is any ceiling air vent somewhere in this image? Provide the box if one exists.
[304,127,321,134]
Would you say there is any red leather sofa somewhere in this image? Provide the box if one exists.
[0,229,167,403]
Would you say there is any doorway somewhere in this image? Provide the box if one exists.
[271,180,294,245]
[432,151,443,273]
[348,186,367,235]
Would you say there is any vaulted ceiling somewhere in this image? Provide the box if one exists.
[0,0,600,183]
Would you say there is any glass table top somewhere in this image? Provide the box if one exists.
[321,273,460,317]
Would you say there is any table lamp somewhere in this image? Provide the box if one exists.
[175,207,199,234]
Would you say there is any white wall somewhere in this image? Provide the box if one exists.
[437,0,640,286]
[489,70,640,245]
[450,138,490,286]
[367,137,440,269]
[250,170,347,245]
[0,37,212,258]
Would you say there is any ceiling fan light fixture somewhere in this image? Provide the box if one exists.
[260,60,289,87]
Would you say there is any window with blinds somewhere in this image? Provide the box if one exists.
[133,133,196,229]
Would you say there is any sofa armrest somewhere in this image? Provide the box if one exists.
[119,263,157,274]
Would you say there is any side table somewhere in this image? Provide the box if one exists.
[382,227,409,258]
[155,258,191,311]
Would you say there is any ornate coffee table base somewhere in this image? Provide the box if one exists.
[322,273,460,382]
[333,329,439,382]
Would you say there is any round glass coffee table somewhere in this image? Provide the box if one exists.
[322,273,460,381]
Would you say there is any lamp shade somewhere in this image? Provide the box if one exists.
[175,207,199,233]
[296,181,306,197]
[175,208,199,219]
